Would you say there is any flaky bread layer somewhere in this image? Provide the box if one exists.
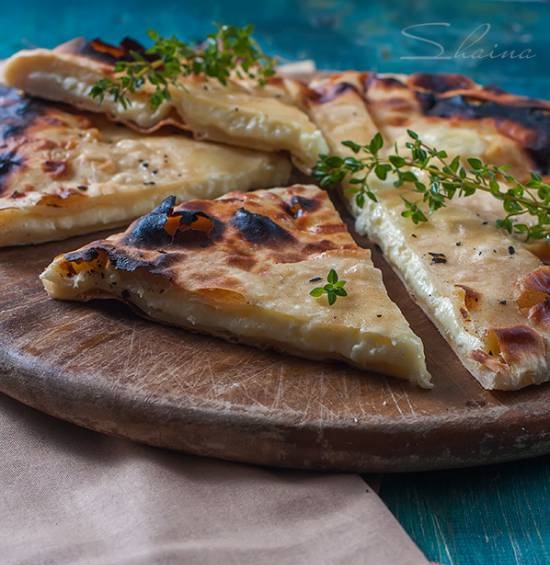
[3,49,328,172]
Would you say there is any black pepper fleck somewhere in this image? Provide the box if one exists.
[428,252,447,264]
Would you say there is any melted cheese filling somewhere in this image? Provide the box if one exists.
[352,176,548,389]
[41,251,431,387]
[0,122,291,245]
[3,50,328,171]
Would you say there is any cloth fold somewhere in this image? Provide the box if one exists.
[0,394,428,565]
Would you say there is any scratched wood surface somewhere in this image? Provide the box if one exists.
[1,218,550,473]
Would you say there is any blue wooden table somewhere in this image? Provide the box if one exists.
[3,1,549,563]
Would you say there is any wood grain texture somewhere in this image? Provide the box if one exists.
[1,216,550,473]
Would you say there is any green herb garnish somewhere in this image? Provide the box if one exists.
[313,130,550,242]
[310,269,348,306]
[90,24,276,110]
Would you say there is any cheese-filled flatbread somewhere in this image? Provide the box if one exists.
[305,72,550,390]
[304,72,550,262]
[41,184,431,387]
[3,38,328,172]
[306,71,550,178]
[0,85,291,246]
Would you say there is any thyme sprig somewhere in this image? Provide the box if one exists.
[90,25,276,110]
[309,269,348,306]
[313,130,550,242]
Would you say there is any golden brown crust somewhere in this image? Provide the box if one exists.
[0,85,92,203]
[58,185,365,293]
[301,71,550,176]
[516,266,550,330]
[0,83,293,247]
[302,72,550,388]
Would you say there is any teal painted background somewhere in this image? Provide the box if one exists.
[1,0,549,98]
[3,1,550,563]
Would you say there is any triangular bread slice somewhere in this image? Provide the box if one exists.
[0,85,290,246]
[3,38,327,172]
[41,184,431,387]
[303,71,550,261]
[304,73,550,389]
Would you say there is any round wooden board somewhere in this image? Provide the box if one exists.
[2,224,550,473]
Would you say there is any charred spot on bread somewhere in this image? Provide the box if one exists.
[0,85,44,142]
[124,197,176,247]
[284,195,320,218]
[231,208,295,245]
[516,265,550,329]
[364,74,406,91]
[64,247,99,263]
[408,73,475,93]
[487,326,545,365]
[59,37,146,65]
[172,209,225,248]
[63,243,176,276]
[416,92,550,173]
[124,196,224,249]
[0,150,23,195]
[308,81,361,104]
[471,324,545,373]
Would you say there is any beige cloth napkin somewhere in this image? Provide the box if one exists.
[0,394,428,565]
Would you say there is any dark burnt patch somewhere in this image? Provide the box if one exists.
[0,150,23,195]
[124,196,176,248]
[123,196,224,249]
[172,209,225,248]
[231,208,295,245]
[364,74,406,91]
[0,85,44,142]
[308,81,360,104]
[108,247,176,273]
[284,195,320,218]
[64,37,147,65]
[417,92,550,172]
[64,247,99,263]
[409,73,475,93]
[65,243,176,275]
